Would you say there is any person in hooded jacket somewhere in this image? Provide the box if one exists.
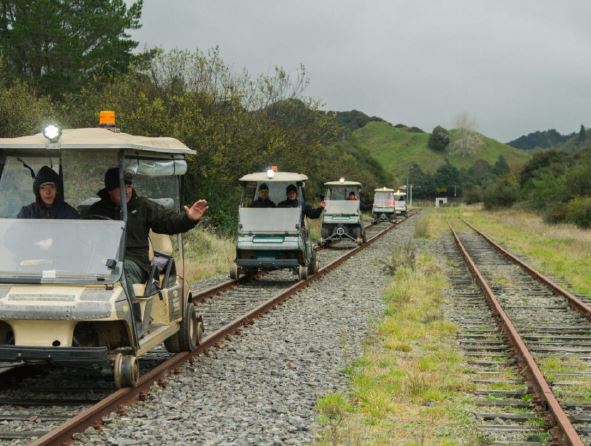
[17,166,80,219]
[250,183,275,208]
[85,167,208,334]
[277,184,325,218]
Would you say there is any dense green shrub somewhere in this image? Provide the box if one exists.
[564,197,591,228]
[483,177,520,210]
[428,125,450,152]
[463,186,483,204]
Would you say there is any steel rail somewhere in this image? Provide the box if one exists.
[31,211,417,446]
[462,219,591,319]
[191,220,380,303]
[449,223,583,446]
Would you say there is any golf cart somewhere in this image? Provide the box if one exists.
[231,170,318,281]
[320,178,366,245]
[0,118,202,388]
[394,190,407,216]
[372,187,396,223]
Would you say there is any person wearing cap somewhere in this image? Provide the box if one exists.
[85,168,208,332]
[277,184,325,218]
[251,183,275,208]
[17,166,80,219]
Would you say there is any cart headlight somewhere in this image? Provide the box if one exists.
[267,169,275,179]
[43,125,61,143]
[339,177,345,183]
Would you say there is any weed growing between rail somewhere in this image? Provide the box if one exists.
[315,244,486,445]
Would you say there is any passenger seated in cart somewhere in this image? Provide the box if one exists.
[85,167,208,332]
[347,191,358,200]
[17,166,80,219]
[251,183,275,208]
[278,184,325,218]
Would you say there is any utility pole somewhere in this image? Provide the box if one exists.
[410,184,413,206]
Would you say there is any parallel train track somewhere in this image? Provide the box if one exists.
[0,212,416,446]
[448,220,591,445]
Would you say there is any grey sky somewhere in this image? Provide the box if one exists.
[131,1,591,141]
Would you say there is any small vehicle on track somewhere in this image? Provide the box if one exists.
[231,170,318,281]
[394,190,407,216]
[0,117,202,388]
[320,178,366,246]
[372,187,396,223]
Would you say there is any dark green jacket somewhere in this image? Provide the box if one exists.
[86,189,198,272]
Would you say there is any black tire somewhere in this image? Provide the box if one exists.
[229,265,239,280]
[351,226,360,240]
[321,225,331,240]
[113,354,139,388]
[164,302,203,353]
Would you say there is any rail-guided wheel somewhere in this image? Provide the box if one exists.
[113,353,139,388]
[164,302,203,353]
[229,265,239,280]
[308,254,319,276]
[298,264,308,280]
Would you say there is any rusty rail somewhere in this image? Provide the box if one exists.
[31,211,417,446]
[449,223,583,446]
[462,219,591,320]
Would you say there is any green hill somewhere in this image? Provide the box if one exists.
[351,121,531,184]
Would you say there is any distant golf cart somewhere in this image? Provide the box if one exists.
[0,118,202,388]
[394,190,407,216]
[231,170,318,281]
[320,178,366,246]
[372,187,396,223]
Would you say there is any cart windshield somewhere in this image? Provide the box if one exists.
[374,191,395,208]
[0,219,124,283]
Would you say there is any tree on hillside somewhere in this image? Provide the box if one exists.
[428,125,450,151]
[448,112,483,156]
[493,155,510,176]
[578,124,586,144]
[434,162,461,196]
[0,0,149,97]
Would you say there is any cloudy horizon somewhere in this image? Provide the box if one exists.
[130,0,591,142]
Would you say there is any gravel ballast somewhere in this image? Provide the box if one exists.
[75,219,416,446]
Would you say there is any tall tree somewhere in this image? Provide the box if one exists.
[0,0,147,97]
[428,125,450,151]
[578,124,586,144]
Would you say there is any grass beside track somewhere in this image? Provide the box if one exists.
[183,226,235,282]
[449,205,591,297]
[315,213,484,445]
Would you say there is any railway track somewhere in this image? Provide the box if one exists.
[0,212,416,446]
[447,220,591,445]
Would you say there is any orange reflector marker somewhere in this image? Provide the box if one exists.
[99,110,116,127]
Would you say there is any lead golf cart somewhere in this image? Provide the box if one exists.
[394,190,408,216]
[231,170,318,281]
[320,179,366,245]
[372,187,396,223]
[0,120,202,387]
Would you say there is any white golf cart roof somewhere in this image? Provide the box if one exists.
[375,187,395,192]
[239,172,308,182]
[0,128,195,156]
[324,180,362,187]
[394,190,407,196]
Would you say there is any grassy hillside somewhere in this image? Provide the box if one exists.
[352,121,531,184]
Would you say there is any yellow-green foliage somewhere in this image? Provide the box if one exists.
[315,248,484,446]
[182,226,234,282]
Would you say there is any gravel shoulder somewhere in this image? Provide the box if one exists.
[75,219,415,446]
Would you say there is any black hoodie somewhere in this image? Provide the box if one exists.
[17,166,80,219]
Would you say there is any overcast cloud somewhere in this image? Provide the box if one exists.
[131,1,591,141]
